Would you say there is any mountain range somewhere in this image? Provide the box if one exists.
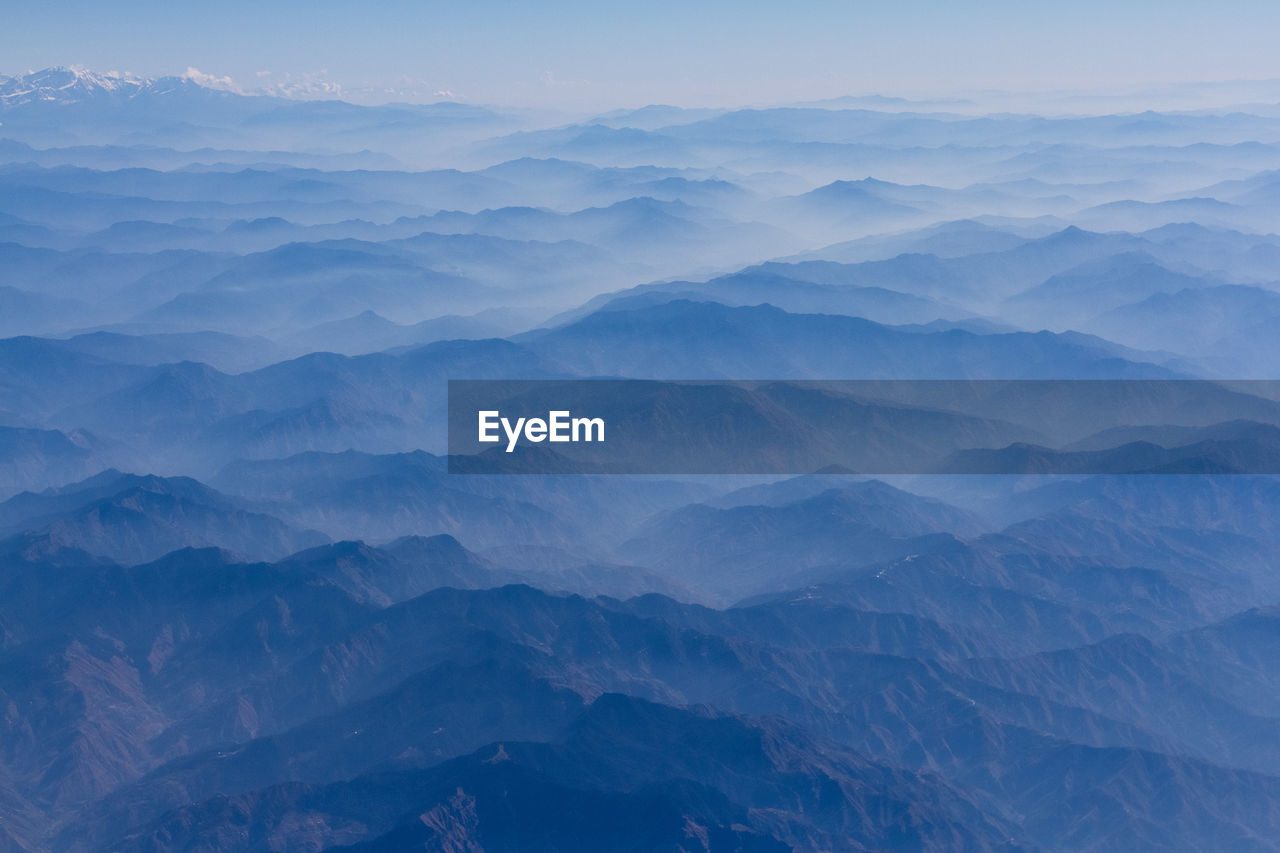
[5,64,1280,851]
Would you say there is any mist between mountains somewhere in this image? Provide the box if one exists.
[447,379,1280,474]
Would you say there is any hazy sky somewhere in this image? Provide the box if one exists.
[8,1,1280,109]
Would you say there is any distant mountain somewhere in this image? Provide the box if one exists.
[522,299,1180,379]
[937,422,1280,475]
[0,65,509,120]
[0,335,154,419]
[1135,221,1280,285]
[54,330,284,373]
[474,123,696,168]
[794,218,1031,263]
[40,338,555,473]
[997,474,1280,597]
[0,471,327,563]
[621,481,984,600]
[0,425,100,499]
[565,226,1162,313]
[411,196,798,270]
[1205,313,1280,376]
[1003,252,1211,329]
[556,264,970,327]
[139,242,492,332]
[0,69,521,169]
[0,67,197,108]
[591,104,728,129]
[1,303,1185,486]
[748,537,1228,650]
[1087,284,1280,365]
[280,308,526,357]
[774,179,926,237]
[469,156,753,210]
[0,137,405,171]
[1075,196,1256,232]
[0,285,90,336]
[1165,607,1280,717]
[1007,472,1280,546]
[212,448,707,556]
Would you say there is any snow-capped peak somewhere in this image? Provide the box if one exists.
[0,66,217,107]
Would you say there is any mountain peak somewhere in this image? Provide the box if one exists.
[0,65,244,109]
[0,66,150,106]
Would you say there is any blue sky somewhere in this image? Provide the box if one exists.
[9,1,1280,108]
